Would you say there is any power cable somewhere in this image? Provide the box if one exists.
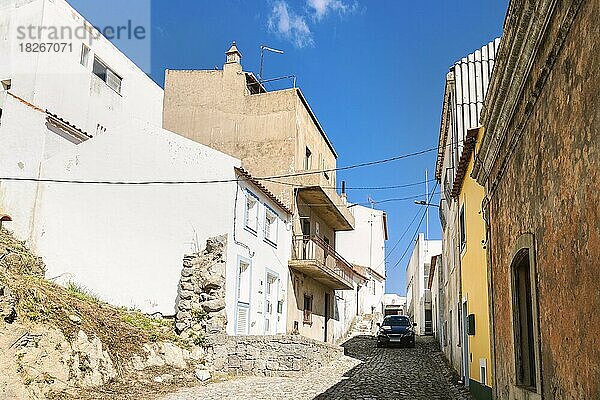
[388,181,440,272]
[0,146,441,186]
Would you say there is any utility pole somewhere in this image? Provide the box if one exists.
[425,169,429,241]
[368,196,375,272]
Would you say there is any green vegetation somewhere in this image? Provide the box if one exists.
[192,308,208,323]
[0,228,188,361]
[65,282,101,304]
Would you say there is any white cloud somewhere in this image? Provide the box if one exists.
[307,0,356,20]
[268,1,314,49]
[267,0,358,48]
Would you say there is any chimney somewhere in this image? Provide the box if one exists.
[224,41,242,72]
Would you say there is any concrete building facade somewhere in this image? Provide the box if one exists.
[436,38,499,387]
[436,39,499,398]
[405,233,441,335]
[162,42,359,343]
[473,1,600,399]
[0,0,293,338]
[336,204,388,318]
[383,294,406,317]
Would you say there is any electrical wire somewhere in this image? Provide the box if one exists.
[0,146,443,186]
[388,181,440,271]
[260,178,437,191]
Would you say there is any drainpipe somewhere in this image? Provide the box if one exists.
[481,195,497,398]
[233,180,254,258]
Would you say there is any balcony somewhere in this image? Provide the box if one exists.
[289,235,354,290]
[296,174,354,231]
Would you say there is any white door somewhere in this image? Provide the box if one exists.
[265,273,278,334]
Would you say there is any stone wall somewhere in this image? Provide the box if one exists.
[205,334,343,377]
[173,234,345,379]
[478,0,600,398]
[175,235,228,336]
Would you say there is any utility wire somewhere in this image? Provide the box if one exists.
[375,207,423,270]
[286,193,440,208]
[388,181,440,272]
[260,177,437,191]
[0,146,440,186]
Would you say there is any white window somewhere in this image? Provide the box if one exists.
[244,193,258,232]
[237,260,251,304]
[265,273,278,334]
[236,259,251,335]
[93,56,122,94]
[264,207,278,245]
[80,44,90,67]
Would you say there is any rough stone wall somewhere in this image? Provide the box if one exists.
[205,334,343,377]
[486,1,600,398]
[175,235,228,336]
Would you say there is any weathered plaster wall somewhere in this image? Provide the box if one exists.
[163,69,298,207]
[287,270,337,343]
[485,1,600,398]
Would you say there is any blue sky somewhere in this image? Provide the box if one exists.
[72,0,508,295]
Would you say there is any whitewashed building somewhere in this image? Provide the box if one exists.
[336,204,387,317]
[383,294,406,316]
[405,233,441,335]
[0,0,292,336]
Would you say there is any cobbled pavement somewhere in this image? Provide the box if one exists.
[160,336,473,400]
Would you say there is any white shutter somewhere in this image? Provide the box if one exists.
[236,305,249,335]
[106,69,122,94]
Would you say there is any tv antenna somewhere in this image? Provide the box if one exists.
[259,45,284,81]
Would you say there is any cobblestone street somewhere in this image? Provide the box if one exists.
[161,336,472,400]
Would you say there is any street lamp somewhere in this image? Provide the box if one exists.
[414,200,440,208]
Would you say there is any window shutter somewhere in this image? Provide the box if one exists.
[236,305,249,335]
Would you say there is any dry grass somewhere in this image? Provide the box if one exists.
[0,228,185,374]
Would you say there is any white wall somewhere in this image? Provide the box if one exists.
[227,178,292,336]
[332,276,362,342]
[405,234,441,334]
[0,0,163,243]
[336,204,387,316]
[28,119,239,315]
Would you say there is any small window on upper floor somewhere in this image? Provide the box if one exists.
[92,56,122,94]
[80,44,90,68]
[304,147,312,170]
[459,204,466,251]
[244,192,258,233]
[264,207,278,245]
[1,79,11,91]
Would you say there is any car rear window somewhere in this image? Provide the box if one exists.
[383,317,410,326]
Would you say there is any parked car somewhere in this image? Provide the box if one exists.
[376,315,416,348]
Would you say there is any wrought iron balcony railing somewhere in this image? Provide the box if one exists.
[291,235,354,289]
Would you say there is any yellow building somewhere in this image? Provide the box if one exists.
[453,127,492,400]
